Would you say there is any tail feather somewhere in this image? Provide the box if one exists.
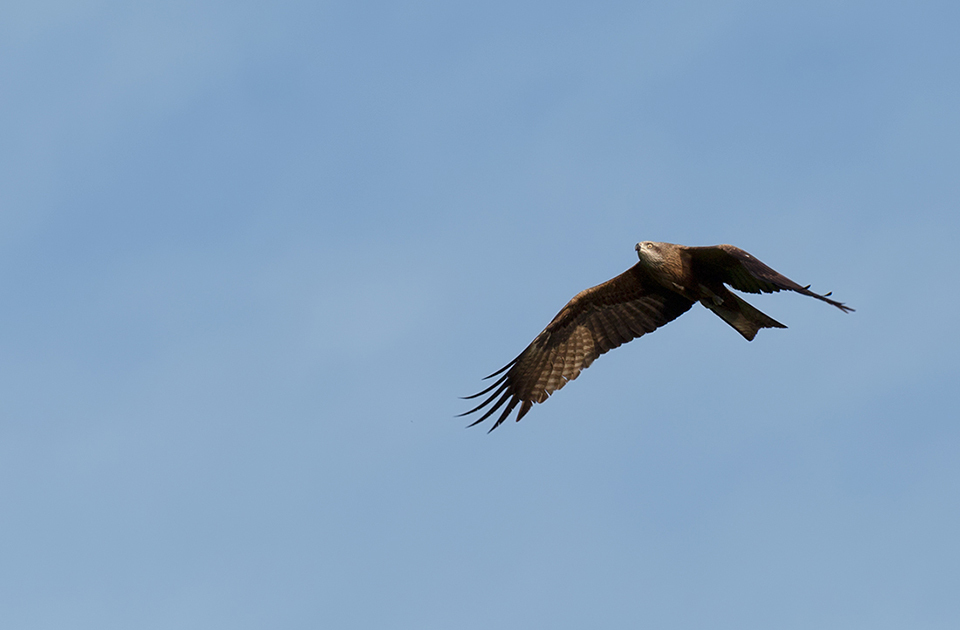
[702,293,786,341]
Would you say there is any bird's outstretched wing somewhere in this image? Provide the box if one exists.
[688,244,855,312]
[460,264,694,431]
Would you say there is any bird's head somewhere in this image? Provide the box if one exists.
[635,241,666,267]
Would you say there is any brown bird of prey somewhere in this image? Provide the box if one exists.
[461,241,853,431]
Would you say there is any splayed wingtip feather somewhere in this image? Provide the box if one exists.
[457,380,510,417]
[488,397,521,432]
[469,391,513,427]
[460,373,509,400]
[483,356,520,380]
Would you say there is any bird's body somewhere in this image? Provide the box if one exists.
[461,241,853,431]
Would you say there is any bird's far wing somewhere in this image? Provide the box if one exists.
[460,263,694,431]
[689,244,854,312]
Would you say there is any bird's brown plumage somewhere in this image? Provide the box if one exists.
[461,242,853,431]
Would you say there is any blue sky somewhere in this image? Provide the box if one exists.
[2,1,959,628]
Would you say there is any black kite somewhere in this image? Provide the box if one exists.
[461,241,853,431]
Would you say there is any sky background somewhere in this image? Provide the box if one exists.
[2,1,959,628]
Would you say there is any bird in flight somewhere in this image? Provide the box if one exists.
[461,241,853,431]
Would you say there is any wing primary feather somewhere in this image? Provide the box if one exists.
[457,380,510,417]
[466,389,513,426]
[460,373,509,400]
[515,400,533,423]
[487,397,521,432]
[482,356,520,380]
